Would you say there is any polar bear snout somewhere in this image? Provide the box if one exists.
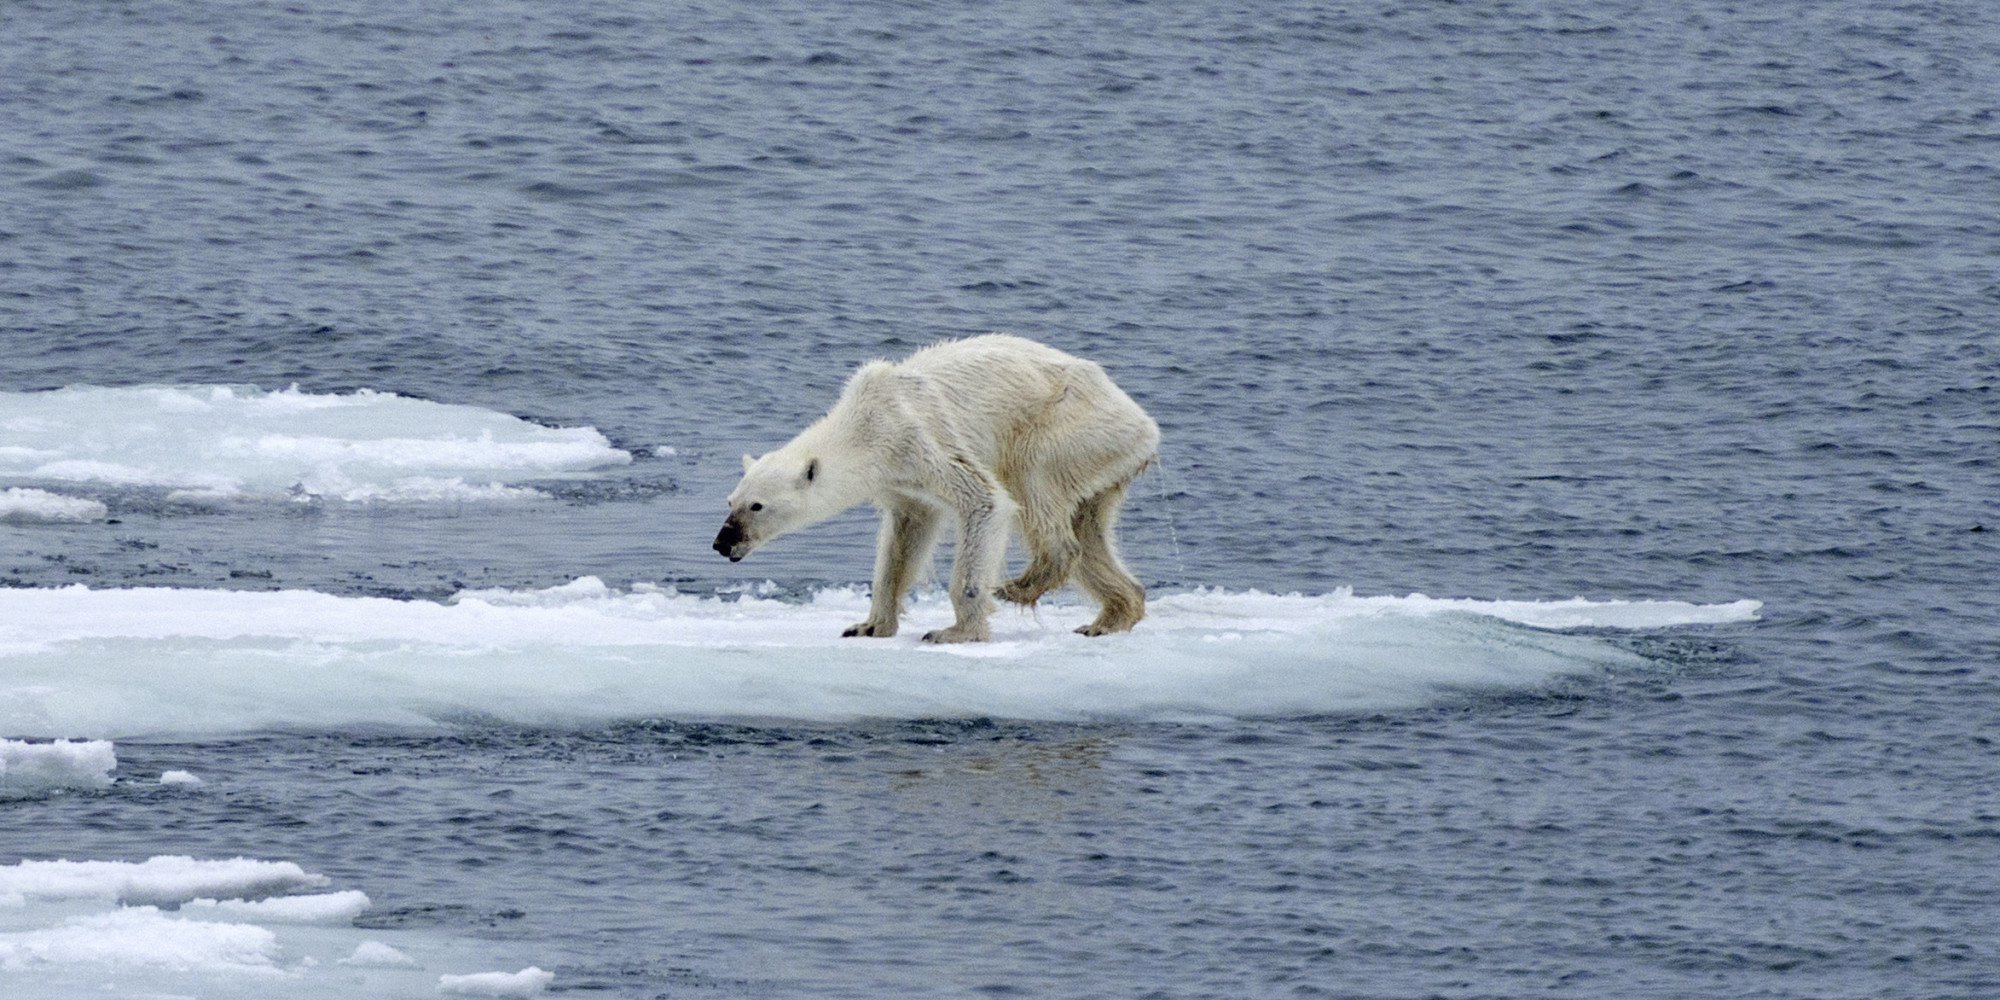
[712,518,750,561]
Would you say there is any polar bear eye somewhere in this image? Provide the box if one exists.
[749,502,763,512]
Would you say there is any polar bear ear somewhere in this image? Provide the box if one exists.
[804,458,819,484]
[741,454,756,474]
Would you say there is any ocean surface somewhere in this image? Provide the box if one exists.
[2,0,1996,996]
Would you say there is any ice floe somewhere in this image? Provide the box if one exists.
[0,385,631,502]
[0,856,547,1000]
[183,891,374,925]
[0,856,327,907]
[0,578,1759,736]
[0,905,285,975]
[437,966,556,996]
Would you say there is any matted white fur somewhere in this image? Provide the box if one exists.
[715,335,1159,643]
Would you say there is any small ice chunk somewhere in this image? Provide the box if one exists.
[438,966,555,996]
[160,769,203,787]
[182,889,371,924]
[342,939,421,968]
[0,738,116,796]
[0,487,107,523]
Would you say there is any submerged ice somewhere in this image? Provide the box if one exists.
[0,385,632,502]
[0,578,1759,738]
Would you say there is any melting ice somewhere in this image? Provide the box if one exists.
[0,856,552,998]
[0,582,1754,998]
[0,385,631,502]
[0,578,1760,738]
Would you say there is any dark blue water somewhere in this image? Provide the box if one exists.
[4,0,1998,996]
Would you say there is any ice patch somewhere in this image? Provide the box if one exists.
[0,385,632,502]
[0,487,107,524]
[0,739,115,797]
[0,579,1759,736]
[0,905,283,975]
[160,769,203,787]
[343,940,421,968]
[183,890,372,925]
[438,966,555,996]
[0,857,329,907]
[0,857,541,999]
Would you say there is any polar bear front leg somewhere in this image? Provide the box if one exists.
[924,468,1011,644]
[845,501,941,638]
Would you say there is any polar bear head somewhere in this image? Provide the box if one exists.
[713,449,839,561]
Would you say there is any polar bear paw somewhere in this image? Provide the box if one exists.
[995,579,1049,606]
[842,620,897,638]
[922,622,990,644]
[1075,615,1138,637]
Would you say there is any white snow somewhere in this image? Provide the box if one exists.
[0,579,1761,736]
[0,739,115,796]
[0,385,632,501]
[0,487,106,523]
[438,966,555,996]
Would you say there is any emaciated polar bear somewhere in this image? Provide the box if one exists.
[712,334,1160,643]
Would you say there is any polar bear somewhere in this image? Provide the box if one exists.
[712,334,1160,643]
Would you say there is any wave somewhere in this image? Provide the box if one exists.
[0,579,1760,737]
[0,385,631,502]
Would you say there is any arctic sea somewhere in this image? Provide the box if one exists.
[2,0,1996,997]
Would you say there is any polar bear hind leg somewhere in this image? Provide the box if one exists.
[996,368,1150,611]
[1069,481,1145,635]
[996,467,1082,607]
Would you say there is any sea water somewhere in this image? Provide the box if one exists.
[2,0,1996,997]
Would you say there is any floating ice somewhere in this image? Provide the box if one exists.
[160,769,203,787]
[0,857,330,907]
[438,966,555,997]
[0,856,538,999]
[0,905,283,975]
[0,487,107,523]
[0,579,1759,736]
[183,891,372,925]
[343,940,421,968]
[0,739,115,797]
[0,385,632,501]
